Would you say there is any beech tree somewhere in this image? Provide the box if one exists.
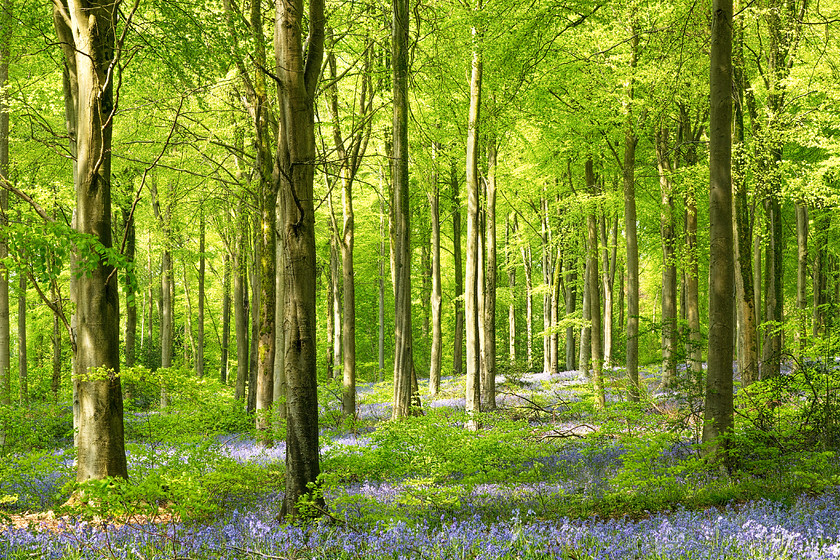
[275,0,325,517]
[52,0,132,482]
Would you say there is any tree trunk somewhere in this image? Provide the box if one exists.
[17,272,26,405]
[378,191,386,381]
[234,215,249,401]
[656,127,678,387]
[762,197,782,379]
[451,159,464,378]
[329,228,341,379]
[464,35,482,423]
[541,198,552,374]
[813,210,828,338]
[506,215,517,366]
[623,29,640,402]
[52,285,61,400]
[183,264,196,366]
[54,0,127,482]
[564,255,577,372]
[123,206,136,368]
[275,0,325,519]
[601,214,617,368]
[578,245,591,380]
[274,204,286,419]
[221,252,231,384]
[795,202,808,360]
[732,37,759,386]
[160,250,173,371]
[341,174,355,416]
[704,0,734,454]
[429,161,442,396]
[585,160,604,408]
[197,209,205,377]
[521,243,533,370]
[483,137,497,410]
[0,0,9,407]
[248,229,259,413]
[550,246,562,374]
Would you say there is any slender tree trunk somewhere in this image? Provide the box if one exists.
[0,0,9,407]
[762,198,782,379]
[54,0,127,481]
[275,0,325,518]
[813,210,827,338]
[541,198,551,374]
[248,230,260,413]
[704,0,735,453]
[601,214,617,368]
[464,34,482,422]
[378,192,386,381]
[221,252,231,384]
[17,272,26,405]
[341,177,356,417]
[123,206,136,368]
[732,35,759,386]
[506,215,517,366]
[429,164,442,395]
[52,285,61,400]
[656,127,678,387]
[483,137,497,409]
[521,244,533,369]
[452,159,464,378]
[183,264,196,365]
[330,229,341,379]
[274,204,286,419]
[550,246,562,374]
[234,216,249,401]
[623,29,640,402]
[795,202,808,360]
[160,250,173,371]
[564,255,577,372]
[197,209,205,377]
[586,159,604,408]
[578,246,591,380]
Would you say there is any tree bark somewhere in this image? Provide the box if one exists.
[54,0,128,482]
[585,160,604,408]
[197,209,205,377]
[564,254,577,372]
[656,127,678,387]
[704,0,734,454]
[0,0,9,407]
[275,0,325,519]
[248,226,259,413]
[123,205,136,368]
[762,197,782,379]
[274,202,286,419]
[221,252,231,384]
[521,243,533,370]
[429,158,442,396]
[17,272,25,405]
[623,28,640,402]
[464,34,483,423]
[234,210,249,401]
[451,159,464,378]
[506,215,517,366]
[482,137,497,409]
[795,202,808,360]
[378,191,386,381]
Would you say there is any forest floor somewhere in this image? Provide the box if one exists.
[2,363,840,559]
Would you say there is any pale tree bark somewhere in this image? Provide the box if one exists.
[813,210,828,337]
[704,0,734,454]
[483,142,498,408]
[197,209,205,377]
[275,0,325,518]
[429,151,442,395]
[0,0,9,408]
[564,254,577,372]
[326,230,336,378]
[123,206,136,368]
[464,32,482,423]
[220,252,231,384]
[550,246,562,374]
[762,197,783,379]
[451,159,464,378]
[623,27,640,402]
[248,225,259,413]
[183,265,196,366]
[148,177,173,379]
[506,214,516,366]
[600,214,617,368]
[585,159,604,408]
[541,197,552,373]
[520,242,533,369]
[656,127,678,387]
[17,272,25,405]
[53,0,128,482]
[578,240,591,380]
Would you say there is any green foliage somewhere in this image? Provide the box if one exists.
[0,402,73,455]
